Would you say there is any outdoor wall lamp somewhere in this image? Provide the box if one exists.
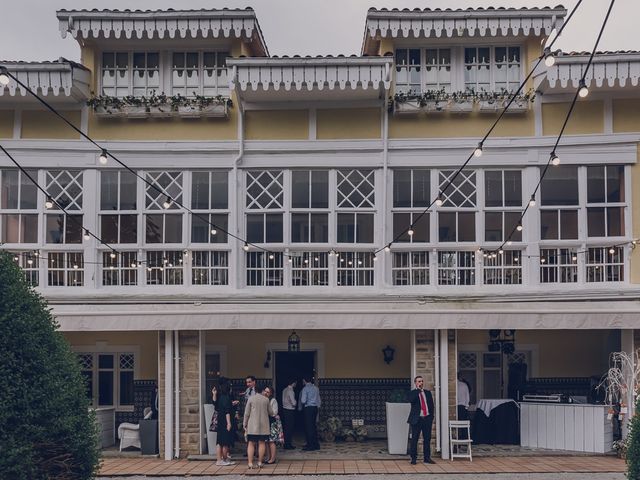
[288,330,300,352]
[382,345,395,364]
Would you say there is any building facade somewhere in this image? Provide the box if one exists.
[1,6,639,459]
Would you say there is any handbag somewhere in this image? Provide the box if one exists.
[209,409,218,432]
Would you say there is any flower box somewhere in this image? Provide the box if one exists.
[448,101,474,114]
[93,103,229,119]
[424,100,448,113]
[394,100,422,115]
[479,99,530,114]
[177,103,228,118]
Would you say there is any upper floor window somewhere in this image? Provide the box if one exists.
[246,171,284,244]
[393,169,430,243]
[102,52,160,97]
[45,170,83,244]
[192,171,229,244]
[484,170,522,243]
[394,46,521,94]
[464,46,520,92]
[540,166,579,240]
[0,169,38,244]
[586,165,625,238]
[337,170,375,244]
[291,170,329,243]
[171,52,229,97]
[100,171,137,245]
[438,170,476,243]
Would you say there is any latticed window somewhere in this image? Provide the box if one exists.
[586,247,624,282]
[483,250,522,285]
[337,170,375,244]
[246,252,283,286]
[47,252,84,286]
[586,165,625,238]
[102,251,138,287]
[191,171,229,244]
[11,251,39,286]
[484,170,522,243]
[145,171,183,244]
[540,248,578,283]
[392,169,430,243]
[192,251,229,286]
[171,51,229,97]
[101,51,160,97]
[0,169,38,244]
[291,252,329,286]
[45,170,84,244]
[438,171,476,242]
[246,171,284,244]
[336,252,375,286]
[540,166,579,240]
[438,251,475,285]
[146,250,183,285]
[77,352,134,408]
[392,251,429,286]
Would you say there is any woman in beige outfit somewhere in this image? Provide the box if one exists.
[243,386,274,468]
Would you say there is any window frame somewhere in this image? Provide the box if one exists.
[100,51,161,97]
[169,50,230,98]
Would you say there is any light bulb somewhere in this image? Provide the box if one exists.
[0,68,10,86]
[551,153,560,166]
[578,79,589,98]
[529,196,536,207]
[163,196,172,209]
[73,264,79,270]
[544,54,556,67]
[99,149,108,165]
[83,229,90,240]
[163,257,168,264]
[499,249,504,255]
[435,194,443,207]
[407,228,414,236]
[269,253,274,260]
[45,196,54,209]
[243,243,249,252]
[27,258,33,266]
[384,244,391,253]
[516,223,523,232]
[210,228,217,235]
[373,255,378,262]
[507,240,513,246]
[609,247,615,255]
[110,252,116,259]
[130,262,137,268]
[288,257,293,263]
[541,258,546,264]
[572,255,577,262]
[329,250,335,257]
[147,267,152,272]
[477,247,483,254]
[13,255,19,262]
[473,143,483,157]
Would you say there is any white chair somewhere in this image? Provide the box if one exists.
[449,420,472,461]
[118,407,153,451]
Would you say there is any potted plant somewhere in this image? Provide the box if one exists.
[386,389,411,454]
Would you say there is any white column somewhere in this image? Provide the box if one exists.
[164,330,174,460]
[439,330,450,460]
[174,331,180,459]
[621,329,635,435]
[434,330,440,453]
[199,331,206,454]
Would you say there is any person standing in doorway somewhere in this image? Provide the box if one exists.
[407,375,435,465]
[282,378,297,449]
[456,372,471,439]
[299,375,320,451]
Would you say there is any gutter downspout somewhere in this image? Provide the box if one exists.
[174,331,180,458]
[434,330,441,454]
[381,74,389,265]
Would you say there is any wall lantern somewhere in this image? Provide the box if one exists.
[288,331,301,352]
[382,345,395,364]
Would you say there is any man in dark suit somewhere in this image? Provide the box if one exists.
[407,375,435,465]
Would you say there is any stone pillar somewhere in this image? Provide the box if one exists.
[158,330,202,458]
[178,331,201,457]
[413,330,437,455]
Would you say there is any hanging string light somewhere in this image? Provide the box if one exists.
[99,149,109,165]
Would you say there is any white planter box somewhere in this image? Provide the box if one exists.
[93,102,229,119]
[178,104,228,118]
[424,100,448,113]
[394,100,422,115]
[448,101,474,113]
[386,402,411,455]
[479,99,530,114]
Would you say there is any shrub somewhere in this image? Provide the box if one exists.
[628,395,640,479]
[0,251,100,479]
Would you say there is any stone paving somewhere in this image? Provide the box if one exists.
[101,475,626,480]
[98,455,625,477]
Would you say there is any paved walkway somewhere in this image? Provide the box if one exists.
[98,456,625,476]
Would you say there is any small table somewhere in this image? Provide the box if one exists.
[473,399,520,445]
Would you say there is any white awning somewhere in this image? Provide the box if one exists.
[52,299,640,331]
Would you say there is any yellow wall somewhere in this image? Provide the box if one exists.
[0,110,13,138]
[316,108,381,139]
[631,152,640,284]
[458,329,617,377]
[206,329,411,379]
[63,331,158,380]
[389,111,534,138]
[613,98,640,133]
[542,101,604,136]
[21,110,81,139]
[245,110,309,140]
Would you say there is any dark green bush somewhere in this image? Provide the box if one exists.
[628,396,640,479]
[0,251,100,479]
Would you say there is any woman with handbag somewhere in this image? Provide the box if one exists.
[263,386,284,465]
[211,380,235,466]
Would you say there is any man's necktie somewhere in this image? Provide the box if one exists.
[419,390,428,416]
